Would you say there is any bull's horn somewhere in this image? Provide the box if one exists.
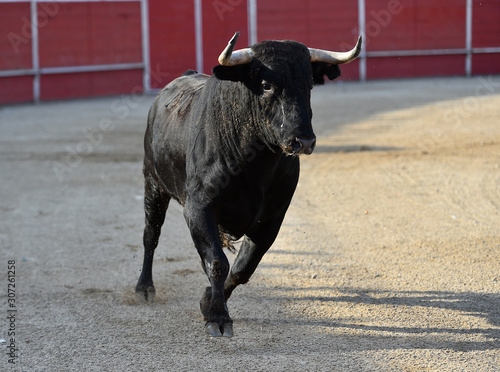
[218,31,253,66]
[309,36,362,64]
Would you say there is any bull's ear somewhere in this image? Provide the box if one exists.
[212,64,251,82]
[311,62,341,85]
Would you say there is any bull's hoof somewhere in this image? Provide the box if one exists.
[206,322,233,337]
[135,285,156,303]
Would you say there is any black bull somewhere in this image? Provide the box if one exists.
[135,33,361,337]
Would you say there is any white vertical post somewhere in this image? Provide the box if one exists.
[465,0,473,77]
[248,0,257,45]
[140,0,150,92]
[31,0,40,102]
[358,0,366,81]
[194,0,203,73]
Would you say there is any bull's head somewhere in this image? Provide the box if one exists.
[213,32,362,156]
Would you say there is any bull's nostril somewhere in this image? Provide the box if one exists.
[296,137,316,155]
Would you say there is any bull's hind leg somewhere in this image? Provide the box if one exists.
[136,172,170,303]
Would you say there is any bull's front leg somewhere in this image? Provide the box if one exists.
[184,201,233,337]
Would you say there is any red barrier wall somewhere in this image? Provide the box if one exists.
[0,2,32,103]
[202,0,249,74]
[148,1,196,89]
[0,76,33,104]
[39,2,141,67]
[0,3,32,70]
[471,0,500,75]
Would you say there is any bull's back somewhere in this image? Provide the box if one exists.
[145,72,209,203]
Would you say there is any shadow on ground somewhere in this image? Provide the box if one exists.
[237,286,500,352]
[314,144,404,153]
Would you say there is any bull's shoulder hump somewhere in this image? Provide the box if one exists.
[164,72,210,91]
[159,73,209,110]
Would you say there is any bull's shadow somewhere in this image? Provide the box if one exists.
[235,286,500,352]
[313,144,404,154]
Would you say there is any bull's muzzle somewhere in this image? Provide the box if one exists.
[292,137,316,155]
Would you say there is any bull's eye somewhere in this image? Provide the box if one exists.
[261,81,273,93]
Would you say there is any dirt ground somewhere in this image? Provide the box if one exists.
[0,76,499,371]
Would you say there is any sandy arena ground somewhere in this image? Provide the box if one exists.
[0,76,499,371]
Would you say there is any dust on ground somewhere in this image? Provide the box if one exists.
[0,77,499,371]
